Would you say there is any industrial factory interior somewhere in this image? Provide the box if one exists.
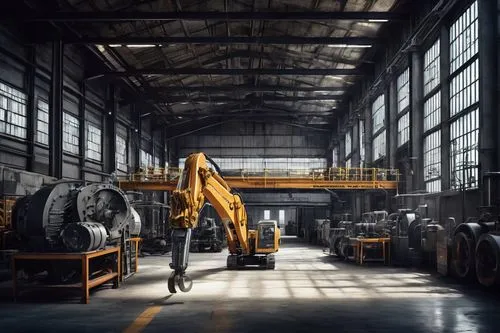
[1,0,500,332]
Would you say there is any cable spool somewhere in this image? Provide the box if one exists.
[61,222,108,252]
[475,233,500,287]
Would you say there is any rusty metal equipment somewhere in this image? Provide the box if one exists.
[9,181,141,290]
[12,182,138,252]
[12,247,121,304]
[128,193,171,255]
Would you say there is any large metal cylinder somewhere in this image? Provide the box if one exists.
[61,222,108,252]
[475,233,500,287]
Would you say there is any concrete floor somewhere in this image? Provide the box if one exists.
[1,236,500,333]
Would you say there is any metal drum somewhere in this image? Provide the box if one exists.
[61,222,108,252]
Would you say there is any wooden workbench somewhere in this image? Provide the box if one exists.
[351,237,391,265]
[12,247,121,304]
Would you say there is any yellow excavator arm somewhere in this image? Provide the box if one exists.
[167,153,279,293]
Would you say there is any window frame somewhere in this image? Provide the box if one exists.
[36,98,50,146]
[62,112,80,155]
[0,81,28,140]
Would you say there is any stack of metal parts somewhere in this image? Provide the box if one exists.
[329,211,391,261]
[12,182,140,252]
[446,212,500,287]
[388,208,444,268]
[189,217,225,252]
[128,193,171,255]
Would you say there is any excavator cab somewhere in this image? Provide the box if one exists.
[256,220,280,253]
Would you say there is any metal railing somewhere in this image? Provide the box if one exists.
[120,167,400,183]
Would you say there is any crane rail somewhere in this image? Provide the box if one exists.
[118,167,400,191]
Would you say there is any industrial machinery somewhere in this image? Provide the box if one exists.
[9,181,140,285]
[285,220,297,235]
[128,193,171,255]
[329,211,390,262]
[12,182,140,252]
[167,153,280,293]
[190,217,225,252]
[319,219,333,247]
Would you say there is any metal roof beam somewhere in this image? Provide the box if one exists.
[89,68,364,79]
[149,85,345,93]
[67,36,377,45]
[158,95,343,103]
[13,11,405,22]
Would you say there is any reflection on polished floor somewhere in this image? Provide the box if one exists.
[1,236,499,333]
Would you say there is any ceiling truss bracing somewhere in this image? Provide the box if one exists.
[66,36,379,45]
[13,0,403,126]
[13,11,406,22]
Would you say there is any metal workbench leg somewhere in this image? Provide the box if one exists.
[82,255,89,304]
[360,242,364,265]
[113,248,121,288]
[11,257,17,302]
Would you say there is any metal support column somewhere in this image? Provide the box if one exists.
[26,45,36,172]
[49,40,63,179]
[363,104,372,165]
[78,83,86,181]
[106,85,117,173]
[134,104,141,171]
[161,128,167,168]
[351,119,360,167]
[388,77,398,169]
[478,0,498,203]
[440,26,451,191]
[339,138,346,166]
[410,50,424,192]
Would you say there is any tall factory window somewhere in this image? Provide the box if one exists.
[450,109,479,189]
[423,37,442,192]
[36,99,49,145]
[345,158,351,168]
[345,130,352,157]
[423,39,440,96]
[450,1,478,73]
[264,210,270,220]
[397,69,410,147]
[178,157,327,171]
[154,155,160,168]
[332,147,339,167]
[450,59,479,117]
[0,82,27,139]
[86,123,102,161]
[424,91,441,132]
[449,1,479,190]
[423,131,441,193]
[397,113,410,147]
[372,131,386,161]
[116,135,127,171]
[279,210,285,227]
[371,94,385,134]
[397,68,410,112]
[359,120,365,167]
[140,149,152,168]
[63,112,80,154]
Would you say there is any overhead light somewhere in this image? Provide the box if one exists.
[108,111,112,115]
[180,102,189,105]
[327,44,372,48]
[325,75,344,80]
[134,128,138,133]
[177,116,183,119]
[368,19,389,23]
[108,44,122,48]
[126,44,159,48]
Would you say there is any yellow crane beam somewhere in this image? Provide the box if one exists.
[118,167,399,191]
